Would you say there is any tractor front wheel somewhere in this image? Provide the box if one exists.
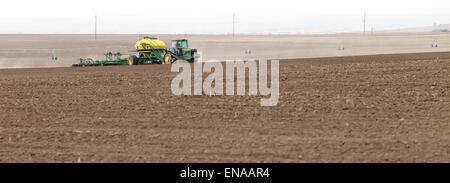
[128,55,138,65]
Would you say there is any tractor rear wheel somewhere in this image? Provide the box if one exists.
[128,55,138,65]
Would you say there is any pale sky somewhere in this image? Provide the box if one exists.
[0,0,449,33]
[1,0,449,17]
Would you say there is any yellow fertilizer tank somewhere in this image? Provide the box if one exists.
[135,37,166,51]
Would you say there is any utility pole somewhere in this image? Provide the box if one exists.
[363,12,366,35]
[233,13,235,37]
[95,14,97,40]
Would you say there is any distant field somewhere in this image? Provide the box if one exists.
[0,33,450,68]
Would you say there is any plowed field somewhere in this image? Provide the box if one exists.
[0,52,449,162]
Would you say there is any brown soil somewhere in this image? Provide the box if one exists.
[0,52,449,162]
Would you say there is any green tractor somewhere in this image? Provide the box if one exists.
[73,37,199,67]
[166,39,198,63]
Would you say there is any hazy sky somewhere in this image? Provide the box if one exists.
[1,0,449,34]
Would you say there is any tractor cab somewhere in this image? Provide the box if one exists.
[169,39,198,62]
[172,39,189,49]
